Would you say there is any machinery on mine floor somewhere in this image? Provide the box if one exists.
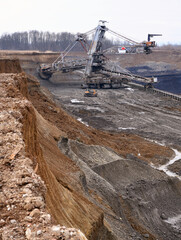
[38,21,161,89]
[84,89,98,97]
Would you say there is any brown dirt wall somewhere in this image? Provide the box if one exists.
[0,59,22,73]
[0,59,108,239]
[16,75,106,239]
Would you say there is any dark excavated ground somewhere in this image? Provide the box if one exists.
[127,67,181,95]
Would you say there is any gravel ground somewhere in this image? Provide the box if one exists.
[40,78,181,148]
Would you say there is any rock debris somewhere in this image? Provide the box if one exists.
[0,73,87,239]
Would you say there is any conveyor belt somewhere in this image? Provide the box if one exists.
[101,68,153,83]
[127,82,181,102]
[102,69,181,101]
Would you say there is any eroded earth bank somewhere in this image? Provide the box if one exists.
[0,54,181,240]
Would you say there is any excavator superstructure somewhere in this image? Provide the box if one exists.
[38,21,161,88]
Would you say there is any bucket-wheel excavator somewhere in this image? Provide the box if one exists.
[38,21,161,89]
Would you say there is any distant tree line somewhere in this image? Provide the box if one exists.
[0,30,118,51]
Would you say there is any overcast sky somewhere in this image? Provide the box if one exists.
[1,0,181,45]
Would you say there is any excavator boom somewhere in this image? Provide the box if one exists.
[38,21,161,89]
[85,20,107,77]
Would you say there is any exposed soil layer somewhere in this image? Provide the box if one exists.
[0,58,22,73]
[111,49,181,69]
[0,73,90,239]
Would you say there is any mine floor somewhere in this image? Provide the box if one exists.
[40,79,181,148]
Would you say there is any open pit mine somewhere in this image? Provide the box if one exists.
[0,45,181,240]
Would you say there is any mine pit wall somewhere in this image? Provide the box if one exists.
[0,59,110,239]
[20,98,103,239]
[2,58,181,240]
[0,58,22,73]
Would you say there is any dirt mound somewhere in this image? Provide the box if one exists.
[168,160,181,176]
[59,139,123,168]
[58,137,181,240]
